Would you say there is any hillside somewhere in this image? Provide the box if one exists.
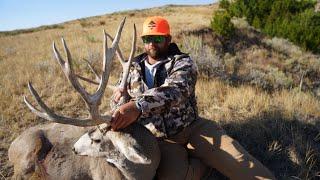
[1,3,320,179]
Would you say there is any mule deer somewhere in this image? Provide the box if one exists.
[9,18,160,180]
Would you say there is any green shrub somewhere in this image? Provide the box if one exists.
[266,67,293,90]
[79,19,94,28]
[87,35,100,43]
[99,21,106,26]
[224,0,320,53]
[181,34,226,78]
[211,10,235,38]
[219,0,230,9]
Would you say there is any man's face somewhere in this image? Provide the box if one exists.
[142,35,171,59]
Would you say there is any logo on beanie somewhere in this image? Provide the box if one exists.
[148,21,156,29]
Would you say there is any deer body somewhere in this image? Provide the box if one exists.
[8,123,95,179]
[9,123,160,180]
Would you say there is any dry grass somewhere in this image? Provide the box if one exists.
[1,3,320,179]
[196,79,320,122]
[196,79,320,179]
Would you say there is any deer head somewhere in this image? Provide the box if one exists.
[73,123,151,164]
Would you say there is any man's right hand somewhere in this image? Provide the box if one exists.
[113,88,129,103]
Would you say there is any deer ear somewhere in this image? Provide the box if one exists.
[123,147,151,164]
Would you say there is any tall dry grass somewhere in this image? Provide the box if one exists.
[196,79,320,179]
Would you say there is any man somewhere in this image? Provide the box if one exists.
[111,16,275,180]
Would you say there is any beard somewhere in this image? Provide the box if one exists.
[145,47,167,59]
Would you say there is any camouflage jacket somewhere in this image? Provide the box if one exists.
[112,43,198,138]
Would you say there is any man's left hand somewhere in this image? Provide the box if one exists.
[111,101,141,131]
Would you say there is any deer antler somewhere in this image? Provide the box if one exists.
[106,24,137,90]
[82,58,101,83]
[24,18,136,127]
[74,23,136,91]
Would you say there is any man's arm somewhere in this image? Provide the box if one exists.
[135,56,197,117]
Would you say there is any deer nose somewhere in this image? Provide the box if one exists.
[72,147,78,154]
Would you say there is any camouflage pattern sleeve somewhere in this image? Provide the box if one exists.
[135,56,198,117]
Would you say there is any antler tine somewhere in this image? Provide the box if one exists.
[52,39,91,105]
[52,41,65,67]
[105,23,136,89]
[71,59,101,85]
[79,59,116,89]
[111,17,127,51]
[105,32,126,65]
[73,59,101,85]
[83,58,101,82]
[102,29,108,71]
[94,17,126,102]
[24,82,111,126]
[26,82,56,115]
[76,75,99,85]
[119,23,136,89]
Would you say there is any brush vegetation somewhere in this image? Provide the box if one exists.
[217,0,320,54]
[0,2,320,179]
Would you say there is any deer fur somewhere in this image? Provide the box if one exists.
[9,123,160,180]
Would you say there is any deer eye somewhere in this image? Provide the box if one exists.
[92,139,101,144]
